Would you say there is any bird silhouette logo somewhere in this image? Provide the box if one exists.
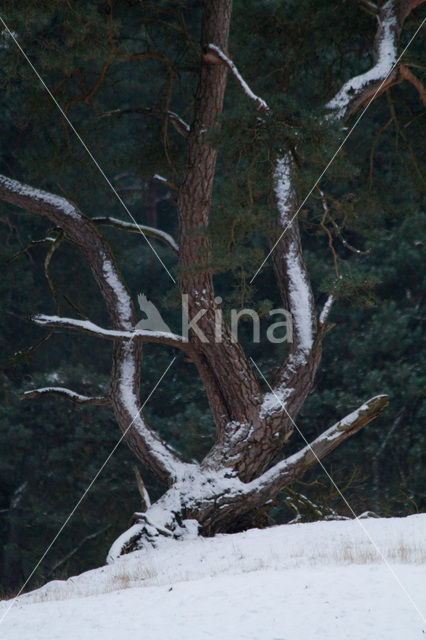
[135,293,172,333]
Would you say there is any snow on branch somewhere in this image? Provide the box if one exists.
[92,216,179,253]
[206,44,270,113]
[250,395,389,496]
[167,111,191,135]
[326,0,398,119]
[33,314,188,349]
[0,174,81,219]
[0,173,136,329]
[319,294,334,326]
[7,234,60,264]
[22,387,110,405]
[152,174,178,191]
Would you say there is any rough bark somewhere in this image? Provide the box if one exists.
[177,0,262,445]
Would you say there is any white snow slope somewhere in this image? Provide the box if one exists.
[1,514,425,639]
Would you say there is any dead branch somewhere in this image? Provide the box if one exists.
[22,387,111,405]
[99,105,190,137]
[316,187,339,277]
[92,216,179,253]
[399,64,426,107]
[32,314,189,350]
[206,44,270,113]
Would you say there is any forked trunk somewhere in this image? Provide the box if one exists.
[3,0,419,561]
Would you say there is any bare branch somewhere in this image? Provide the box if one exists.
[359,0,379,15]
[22,387,111,405]
[7,234,58,264]
[165,111,191,136]
[399,64,426,106]
[317,187,339,278]
[252,155,321,460]
[1,320,55,369]
[92,216,179,253]
[177,0,262,447]
[328,215,371,255]
[99,105,190,137]
[0,174,83,220]
[398,0,426,23]
[43,231,64,314]
[133,465,151,512]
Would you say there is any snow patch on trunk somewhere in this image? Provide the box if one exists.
[274,155,293,226]
[260,385,293,418]
[286,241,313,354]
[102,256,133,329]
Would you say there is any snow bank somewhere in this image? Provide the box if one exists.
[0,515,424,639]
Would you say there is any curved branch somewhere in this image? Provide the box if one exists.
[398,0,426,22]
[327,0,426,120]
[22,387,111,405]
[0,173,185,484]
[7,233,58,264]
[264,156,320,428]
[327,1,399,118]
[92,216,179,253]
[399,63,426,106]
[99,106,190,137]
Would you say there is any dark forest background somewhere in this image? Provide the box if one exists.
[0,0,424,594]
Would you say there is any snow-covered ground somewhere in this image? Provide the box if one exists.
[1,514,425,639]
